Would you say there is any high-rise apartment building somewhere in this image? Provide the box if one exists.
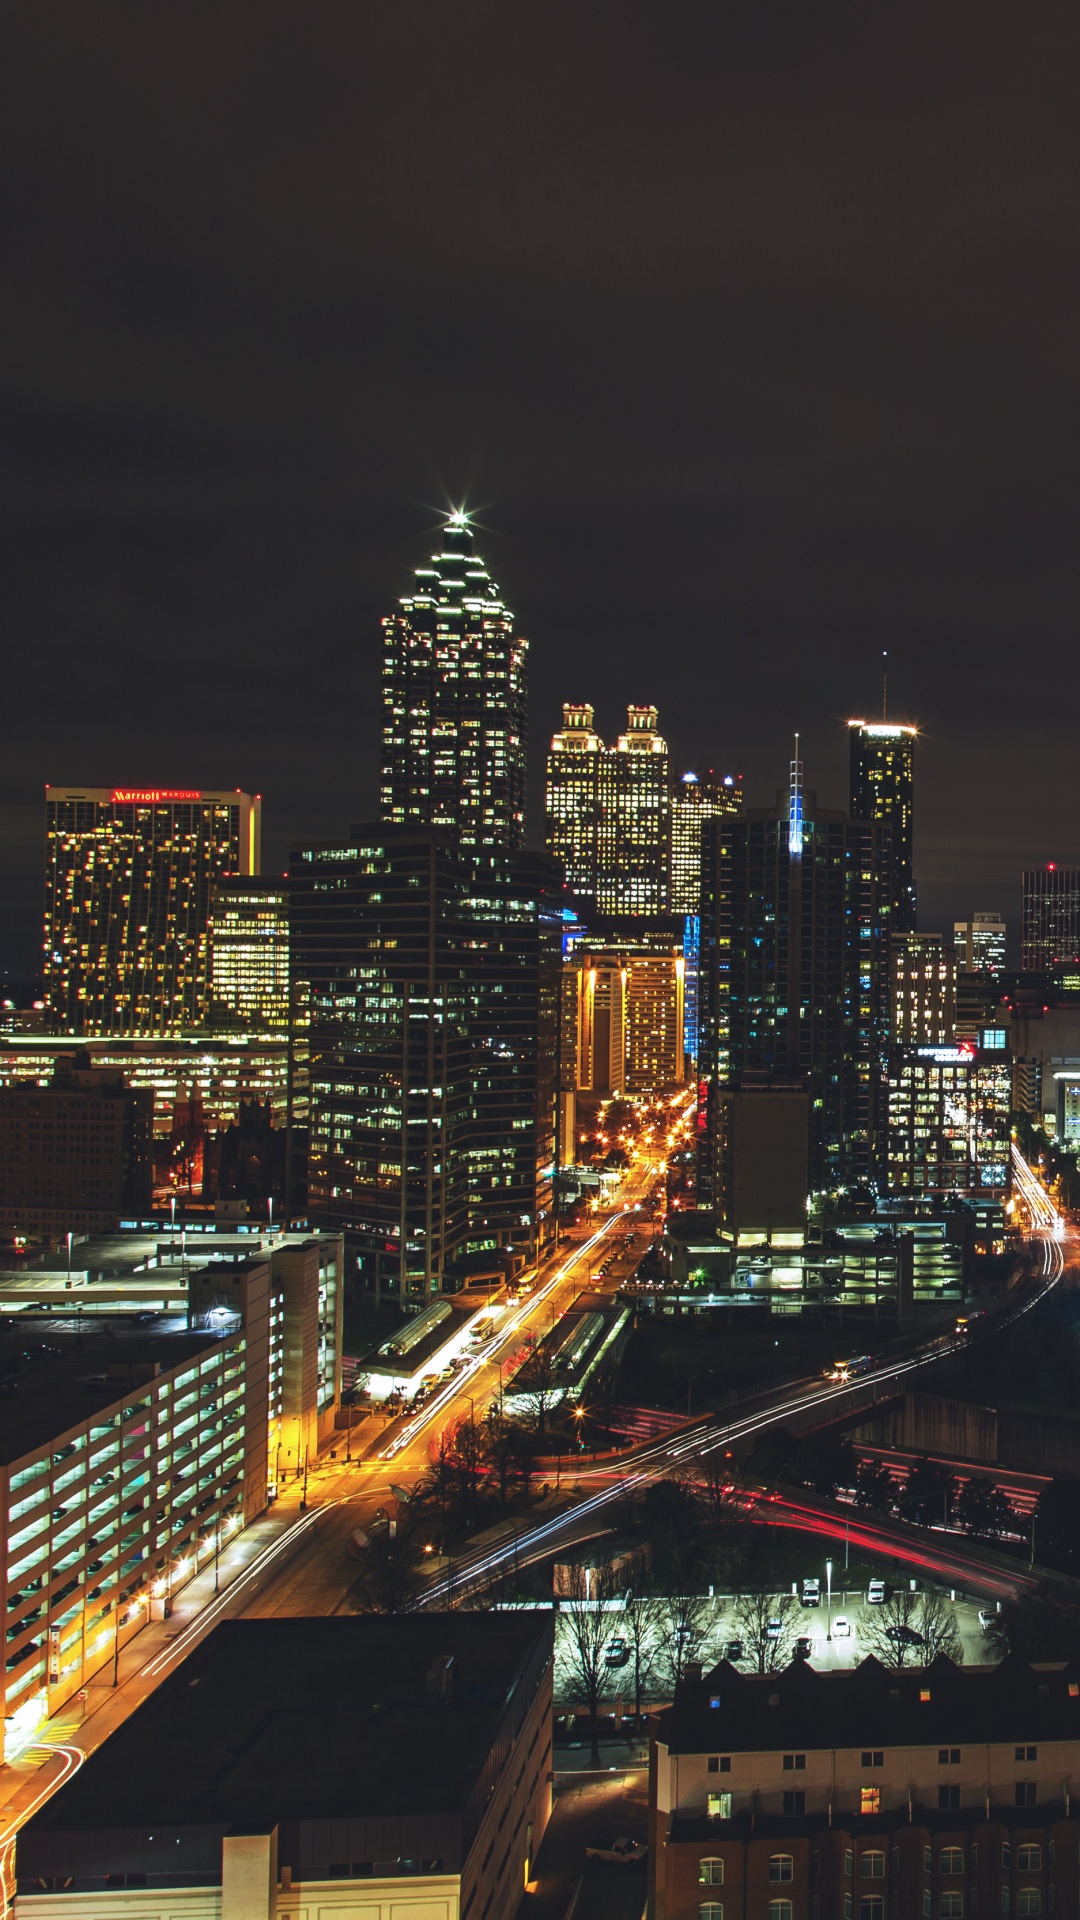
[545,702,604,895]
[848,720,916,931]
[380,512,527,850]
[208,878,289,1031]
[698,771,892,1195]
[289,826,559,1304]
[1022,866,1080,970]
[44,787,260,1036]
[891,932,957,1047]
[954,912,1007,972]
[669,769,742,915]
[598,705,670,913]
[568,938,686,1095]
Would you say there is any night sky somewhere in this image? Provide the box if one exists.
[4,4,1080,973]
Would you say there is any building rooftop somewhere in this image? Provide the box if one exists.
[21,1614,553,1835]
[0,1320,221,1463]
[659,1654,1080,1755]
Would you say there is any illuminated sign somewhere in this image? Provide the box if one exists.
[111,789,203,804]
[916,1043,977,1062]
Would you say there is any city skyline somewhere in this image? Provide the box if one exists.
[5,11,1080,975]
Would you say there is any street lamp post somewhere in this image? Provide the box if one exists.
[826,1558,833,1642]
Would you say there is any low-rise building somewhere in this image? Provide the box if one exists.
[14,1613,554,1920]
[651,1654,1080,1920]
[0,1052,152,1241]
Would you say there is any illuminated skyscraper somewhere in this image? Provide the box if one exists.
[597,705,670,913]
[44,787,260,1037]
[545,703,604,895]
[289,826,560,1304]
[209,878,290,1031]
[1022,867,1080,970]
[380,512,527,849]
[670,770,743,915]
[848,720,917,931]
[954,912,1006,972]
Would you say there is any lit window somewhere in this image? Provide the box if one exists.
[860,1788,881,1815]
[699,1859,724,1885]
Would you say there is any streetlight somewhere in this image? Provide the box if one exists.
[825,1558,833,1642]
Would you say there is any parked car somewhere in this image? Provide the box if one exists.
[867,1579,886,1605]
[605,1636,631,1668]
[585,1838,647,1865]
[795,1636,813,1658]
[801,1578,821,1608]
[832,1617,852,1637]
[978,1607,998,1633]
[725,1639,745,1661]
[886,1624,925,1647]
[766,1617,784,1639]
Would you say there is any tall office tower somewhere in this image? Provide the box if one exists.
[289,827,559,1304]
[545,702,604,897]
[697,766,892,1196]
[886,1044,1012,1196]
[891,933,957,1046]
[44,787,260,1037]
[597,705,671,913]
[848,720,917,931]
[380,511,527,850]
[670,769,743,913]
[208,878,290,1031]
[954,912,1007,972]
[1022,866,1080,970]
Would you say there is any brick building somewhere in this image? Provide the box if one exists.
[651,1653,1080,1919]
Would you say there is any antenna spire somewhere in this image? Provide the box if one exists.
[882,649,888,721]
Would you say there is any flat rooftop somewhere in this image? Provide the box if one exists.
[21,1614,553,1831]
[0,1319,223,1463]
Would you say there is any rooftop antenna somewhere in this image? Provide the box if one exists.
[882,650,888,722]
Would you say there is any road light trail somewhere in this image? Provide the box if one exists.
[0,1743,83,1914]
[417,1204,1068,1607]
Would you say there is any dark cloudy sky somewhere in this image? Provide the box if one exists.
[4,2,1080,972]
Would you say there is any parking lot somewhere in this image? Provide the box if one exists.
[553,1587,1001,1706]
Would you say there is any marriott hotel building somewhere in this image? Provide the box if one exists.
[44,788,260,1036]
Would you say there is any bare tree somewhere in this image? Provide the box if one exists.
[621,1589,663,1718]
[657,1588,714,1692]
[733,1589,797,1674]
[917,1588,964,1665]
[860,1587,925,1668]
[558,1560,617,1766]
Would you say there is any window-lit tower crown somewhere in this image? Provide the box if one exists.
[597,704,671,914]
[546,703,604,897]
[848,720,917,932]
[380,511,527,849]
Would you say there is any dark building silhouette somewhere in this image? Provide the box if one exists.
[697,761,892,1197]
